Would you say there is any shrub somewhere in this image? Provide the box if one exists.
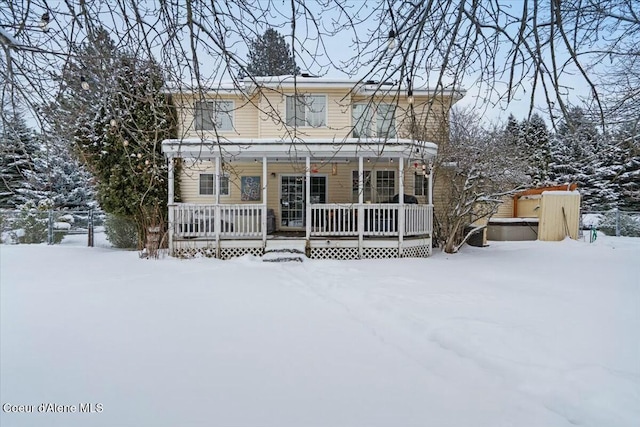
[104,215,139,248]
[599,211,640,237]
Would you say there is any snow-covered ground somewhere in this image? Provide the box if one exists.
[1,235,638,427]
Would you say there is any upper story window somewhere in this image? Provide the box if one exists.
[286,95,326,127]
[194,100,234,131]
[352,103,396,138]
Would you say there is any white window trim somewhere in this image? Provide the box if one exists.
[199,173,215,195]
[414,172,428,197]
[194,100,234,132]
[219,173,231,197]
[286,94,328,128]
[352,103,397,138]
[199,173,230,196]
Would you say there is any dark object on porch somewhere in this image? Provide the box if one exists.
[464,226,484,247]
[267,209,276,234]
[387,194,419,204]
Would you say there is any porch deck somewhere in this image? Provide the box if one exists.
[169,203,433,259]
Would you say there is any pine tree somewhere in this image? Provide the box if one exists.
[0,109,38,208]
[246,29,300,76]
[502,114,550,186]
[550,107,621,209]
[18,134,95,210]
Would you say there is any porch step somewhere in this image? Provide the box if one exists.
[262,249,306,263]
[265,239,307,252]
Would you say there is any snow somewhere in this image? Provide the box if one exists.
[541,190,580,196]
[1,237,638,427]
[489,217,539,223]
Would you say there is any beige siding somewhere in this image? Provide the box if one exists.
[175,93,260,139]
[494,197,514,218]
[179,159,422,208]
[537,192,581,241]
[173,88,454,142]
[517,197,541,218]
[258,89,352,138]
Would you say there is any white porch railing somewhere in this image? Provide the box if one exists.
[172,203,264,238]
[171,203,432,239]
[310,203,433,237]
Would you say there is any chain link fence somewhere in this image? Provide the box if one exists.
[580,208,640,241]
[0,208,105,246]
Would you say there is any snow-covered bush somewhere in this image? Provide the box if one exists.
[599,211,640,237]
[104,215,138,249]
[14,201,48,244]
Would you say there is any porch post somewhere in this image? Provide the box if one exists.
[214,156,221,258]
[358,156,364,259]
[428,160,434,255]
[167,156,175,256]
[428,161,433,206]
[398,156,404,256]
[305,157,311,243]
[262,156,268,248]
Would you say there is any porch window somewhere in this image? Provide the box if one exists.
[351,170,396,202]
[352,170,372,202]
[352,103,396,138]
[199,173,230,196]
[414,172,429,197]
[194,100,234,131]
[286,95,326,127]
[376,170,395,202]
[199,174,214,195]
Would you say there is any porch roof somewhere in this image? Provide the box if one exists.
[161,137,437,161]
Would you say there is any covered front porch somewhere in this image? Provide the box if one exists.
[162,138,436,259]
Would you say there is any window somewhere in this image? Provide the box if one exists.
[199,173,230,196]
[414,172,429,197]
[219,175,230,196]
[352,103,396,138]
[194,100,233,131]
[286,95,326,127]
[352,170,372,202]
[199,174,214,195]
[376,171,395,202]
[352,170,395,202]
[376,104,396,138]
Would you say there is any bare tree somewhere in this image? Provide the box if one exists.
[1,1,638,123]
[434,108,528,253]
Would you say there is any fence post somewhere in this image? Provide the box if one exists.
[615,207,620,237]
[88,209,94,247]
[47,210,54,245]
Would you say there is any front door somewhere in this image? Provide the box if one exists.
[280,175,327,229]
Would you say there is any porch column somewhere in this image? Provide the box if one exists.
[428,161,434,255]
[167,156,175,256]
[428,161,433,206]
[358,156,364,258]
[262,156,268,247]
[305,157,311,242]
[214,157,221,257]
[398,156,404,256]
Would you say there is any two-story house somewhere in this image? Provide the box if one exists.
[162,75,464,259]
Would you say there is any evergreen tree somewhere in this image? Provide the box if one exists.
[75,53,177,245]
[0,110,38,208]
[502,113,550,186]
[550,107,621,209]
[246,29,300,76]
[612,122,640,210]
[18,134,95,210]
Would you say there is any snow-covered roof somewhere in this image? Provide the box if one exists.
[162,137,437,160]
[164,75,466,99]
